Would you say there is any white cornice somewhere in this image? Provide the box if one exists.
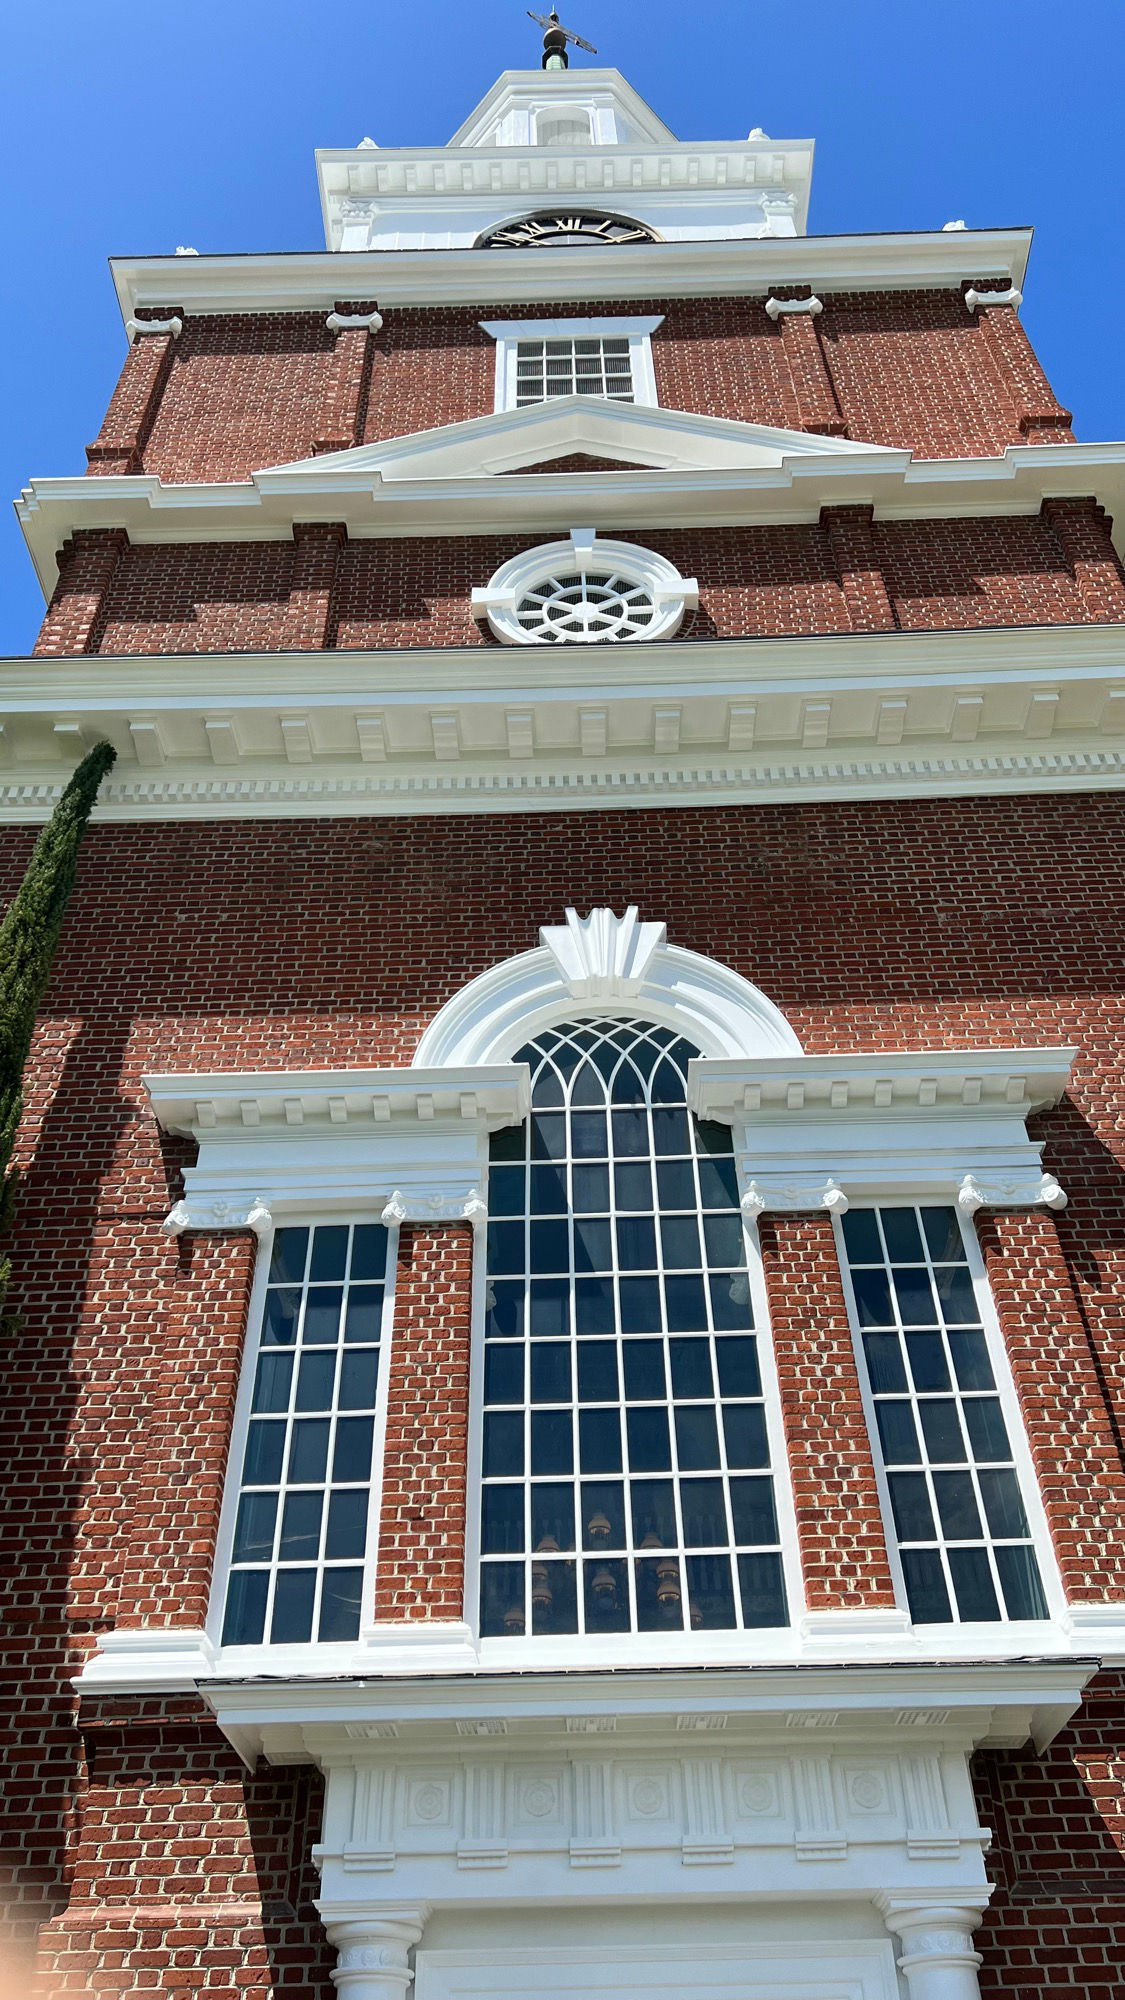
[108,227,1033,322]
[0,624,1122,820]
[20,437,1125,594]
[442,69,680,149]
[145,1064,529,1139]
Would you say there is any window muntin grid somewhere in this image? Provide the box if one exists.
[514,335,634,406]
[515,570,657,643]
[479,1017,788,1641]
[841,1204,1048,1627]
[221,1221,391,1648]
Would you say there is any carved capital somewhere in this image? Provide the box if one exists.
[540,904,666,1002]
[957,1170,1066,1214]
[327,310,384,332]
[741,1176,849,1216]
[765,294,824,320]
[380,1186,486,1228]
[964,285,1022,313]
[320,1905,429,2000]
[161,1194,272,1239]
[875,1895,987,1998]
[126,314,183,339]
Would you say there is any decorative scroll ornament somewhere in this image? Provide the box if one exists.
[161,1195,272,1238]
[326,310,384,332]
[964,285,1023,313]
[765,294,824,320]
[540,905,666,1002]
[478,210,658,249]
[380,1187,487,1227]
[957,1170,1067,1214]
[126,315,183,339]
[740,1177,850,1216]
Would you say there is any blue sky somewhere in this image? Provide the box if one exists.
[1,0,1121,653]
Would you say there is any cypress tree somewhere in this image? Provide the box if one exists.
[0,740,116,1314]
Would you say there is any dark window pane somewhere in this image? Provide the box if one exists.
[893,1268,938,1326]
[881,1210,924,1262]
[530,1219,569,1272]
[616,1214,657,1270]
[876,1401,921,1465]
[295,1351,336,1411]
[289,1419,330,1484]
[578,1407,621,1474]
[480,1562,524,1636]
[325,1489,369,1560]
[484,1342,524,1405]
[344,1286,384,1345]
[319,1567,363,1641]
[529,1278,570,1339]
[574,1277,615,1335]
[920,1206,963,1263]
[948,1329,994,1391]
[715,1336,761,1397]
[651,1106,691,1155]
[694,1117,732,1156]
[680,1478,727,1547]
[627,1405,671,1472]
[529,1164,566,1213]
[636,1553,685,1630]
[262,1289,300,1347]
[979,1468,1030,1540]
[623,1338,665,1400]
[619,1277,662,1335]
[253,1351,293,1414]
[531,1112,568,1160]
[489,1121,526,1162]
[332,1417,373,1483]
[581,1480,625,1550]
[531,1557,577,1634]
[303,1288,343,1346]
[696,1155,738,1207]
[853,1268,895,1328]
[702,1213,744,1267]
[656,1158,696,1209]
[964,1398,1011,1462]
[669,1338,714,1399]
[685,1553,736,1629]
[532,1482,575,1553]
[268,1227,309,1284]
[243,1420,285,1486]
[841,1209,882,1263]
[571,1111,608,1158]
[488,1221,526,1276]
[233,1491,277,1563]
[270,1568,316,1644]
[530,1342,572,1404]
[631,1479,677,1548]
[482,1483,525,1555]
[573,1217,613,1273]
[610,1058,645,1104]
[730,1476,778,1547]
[661,1215,701,1267]
[676,1404,721,1470]
[948,1546,1000,1622]
[486,1281,525,1339]
[902,1548,951,1623]
[534,1064,565,1107]
[615,1161,653,1210]
[577,1341,618,1402]
[919,1399,967,1463]
[889,1472,936,1542]
[933,1471,983,1541]
[905,1332,951,1393]
[722,1403,769,1469]
[309,1226,349,1283]
[709,1272,754,1330]
[279,1490,322,1561]
[664,1275,708,1332]
[484,1411,524,1478]
[350,1224,388,1281]
[738,1552,788,1627]
[572,1163,610,1212]
[584,1556,630,1631]
[611,1108,648,1156]
[338,1349,379,1410]
[934,1266,979,1323]
[863,1332,908,1394]
[532,1409,574,1475]
[222,1568,268,1647]
[995,1543,1048,1621]
[491,1165,528,1218]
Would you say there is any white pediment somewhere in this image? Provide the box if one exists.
[258,400,904,489]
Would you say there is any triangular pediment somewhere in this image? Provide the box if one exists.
[258,400,905,490]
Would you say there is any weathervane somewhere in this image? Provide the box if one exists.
[527,9,598,69]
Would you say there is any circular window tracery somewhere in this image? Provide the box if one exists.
[472,532,699,647]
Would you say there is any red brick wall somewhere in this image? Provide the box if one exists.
[1,794,1124,1991]
[62,513,1124,656]
[95,290,1071,485]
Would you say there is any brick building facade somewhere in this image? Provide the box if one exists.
[3,41,1125,2000]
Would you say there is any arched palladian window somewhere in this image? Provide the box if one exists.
[478,1016,788,1642]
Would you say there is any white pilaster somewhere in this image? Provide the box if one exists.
[876,1897,988,2000]
[320,1905,430,2000]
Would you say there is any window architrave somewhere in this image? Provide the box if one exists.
[480,316,664,414]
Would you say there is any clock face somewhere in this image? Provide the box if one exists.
[480,211,658,249]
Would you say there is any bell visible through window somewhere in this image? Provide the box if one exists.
[479,1017,789,1642]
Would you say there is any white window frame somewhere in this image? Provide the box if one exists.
[471,529,698,647]
[480,316,663,413]
[206,1207,400,1670]
[835,1200,1067,1643]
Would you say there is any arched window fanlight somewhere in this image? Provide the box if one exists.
[472,529,698,646]
[477,210,659,249]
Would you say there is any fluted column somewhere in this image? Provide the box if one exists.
[877,1898,987,2000]
[321,1906,430,2000]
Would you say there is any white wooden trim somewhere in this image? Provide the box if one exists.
[480,318,664,414]
[415,1940,900,2000]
